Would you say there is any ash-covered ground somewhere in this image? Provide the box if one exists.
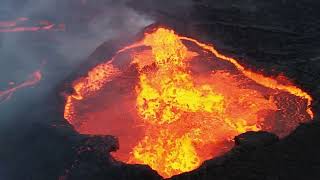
[0,0,320,180]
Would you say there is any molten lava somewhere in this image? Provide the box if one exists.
[64,27,313,177]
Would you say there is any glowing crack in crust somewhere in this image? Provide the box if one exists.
[64,28,313,178]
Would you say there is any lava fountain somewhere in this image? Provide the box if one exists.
[64,27,313,178]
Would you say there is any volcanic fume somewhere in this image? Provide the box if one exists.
[64,27,313,178]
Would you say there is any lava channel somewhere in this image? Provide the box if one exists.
[64,27,313,178]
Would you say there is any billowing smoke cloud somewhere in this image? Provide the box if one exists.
[1,0,153,63]
[0,1,153,178]
[57,1,153,61]
[0,0,153,123]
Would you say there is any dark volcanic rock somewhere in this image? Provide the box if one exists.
[81,135,119,153]
[234,131,279,149]
[170,121,320,180]
[64,135,162,180]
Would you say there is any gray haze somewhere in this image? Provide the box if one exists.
[0,0,153,123]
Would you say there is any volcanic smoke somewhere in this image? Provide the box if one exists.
[64,27,313,177]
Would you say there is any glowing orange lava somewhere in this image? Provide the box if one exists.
[64,27,313,178]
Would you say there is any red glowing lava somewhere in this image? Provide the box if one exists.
[64,27,313,177]
[0,17,65,33]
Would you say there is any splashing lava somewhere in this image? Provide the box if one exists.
[64,27,313,178]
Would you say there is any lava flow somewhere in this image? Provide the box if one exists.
[0,17,65,33]
[0,70,42,103]
[64,27,313,178]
